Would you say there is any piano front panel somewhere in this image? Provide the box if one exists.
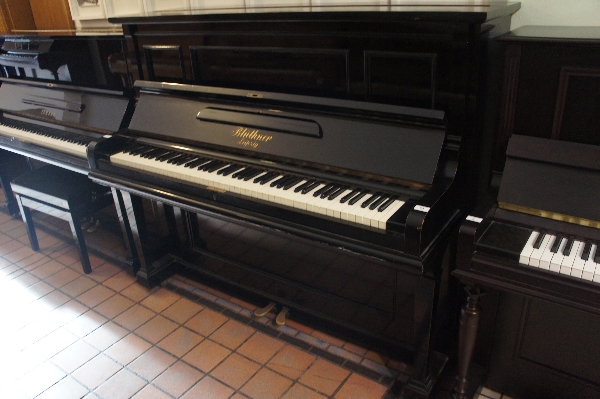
[179,209,423,354]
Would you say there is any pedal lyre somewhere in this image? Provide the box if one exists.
[254,302,276,318]
[276,307,289,326]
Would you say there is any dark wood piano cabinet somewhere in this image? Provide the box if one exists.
[454,26,600,399]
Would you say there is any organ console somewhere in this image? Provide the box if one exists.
[85,4,519,398]
[453,26,600,399]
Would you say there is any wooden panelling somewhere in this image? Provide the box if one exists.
[29,0,74,30]
[0,0,36,33]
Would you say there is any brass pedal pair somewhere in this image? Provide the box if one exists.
[253,302,290,326]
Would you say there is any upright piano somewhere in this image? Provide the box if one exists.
[0,32,133,212]
[89,4,519,398]
[453,26,600,399]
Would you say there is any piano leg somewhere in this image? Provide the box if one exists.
[117,189,183,287]
[403,275,448,399]
[453,286,483,399]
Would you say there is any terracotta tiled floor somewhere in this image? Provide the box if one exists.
[0,199,512,399]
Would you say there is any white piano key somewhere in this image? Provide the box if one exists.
[549,237,567,273]
[537,235,557,270]
[582,244,597,281]
[570,241,586,278]
[528,234,553,267]
[560,240,582,275]
[519,231,539,265]
[374,200,405,230]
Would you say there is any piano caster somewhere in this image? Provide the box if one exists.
[80,217,100,233]
[254,302,276,318]
[276,307,289,326]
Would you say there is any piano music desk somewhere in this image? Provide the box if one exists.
[11,165,113,273]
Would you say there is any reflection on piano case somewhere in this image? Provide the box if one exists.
[453,26,600,399]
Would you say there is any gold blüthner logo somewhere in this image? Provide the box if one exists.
[232,126,273,149]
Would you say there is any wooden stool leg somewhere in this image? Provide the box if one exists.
[16,195,39,251]
[68,212,92,274]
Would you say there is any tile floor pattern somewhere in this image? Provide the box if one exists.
[0,208,511,399]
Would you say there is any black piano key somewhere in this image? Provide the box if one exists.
[206,161,228,172]
[532,232,546,249]
[166,154,185,164]
[259,173,281,185]
[173,155,194,165]
[217,164,240,175]
[369,194,388,210]
[231,168,249,179]
[340,188,360,203]
[236,168,259,179]
[313,183,335,197]
[145,148,170,158]
[121,142,139,154]
[130,145,151,155]
[348,190,369,206]
[562,237,574,256]
[361,192,382,208]
[135,147,159,157]
[270,175,290,187]
[185,157,208,168]
[274,175,294,188]
[155,151,179,162]
[301,181,322,194]
[199,160,221,171]
[282,177,303,190]
[581,241,592,261]
[327,186,348,200]
[243,169,264,181]
[378,196,398,212]
[595,245,600,263]
[550,235,563,253]
[319,184,341,198]
[294,179,315,193]
[141,148,167,158]
[254,171,277,184]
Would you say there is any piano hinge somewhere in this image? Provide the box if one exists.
[498,202,600,229]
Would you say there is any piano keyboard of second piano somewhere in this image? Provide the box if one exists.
[519,231,600,282]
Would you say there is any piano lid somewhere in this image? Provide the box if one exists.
[497,135,600,227]
[110,2,521,23]
[129,80,447,186]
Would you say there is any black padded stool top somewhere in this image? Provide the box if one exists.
[11,165,110,210]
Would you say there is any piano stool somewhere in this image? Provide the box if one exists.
[10,165,114,273]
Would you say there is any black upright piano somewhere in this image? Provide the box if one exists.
[453,26,600,399]
[0,32,133,212]
[88,4,519,398]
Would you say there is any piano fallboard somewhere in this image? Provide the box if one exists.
[0,80,132,173]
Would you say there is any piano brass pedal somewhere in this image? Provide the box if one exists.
[254,302,276,318]
[276,307,289,326]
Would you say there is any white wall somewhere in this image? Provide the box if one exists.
[510,0,600,29]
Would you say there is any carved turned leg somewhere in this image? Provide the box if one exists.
[453,287,484,399]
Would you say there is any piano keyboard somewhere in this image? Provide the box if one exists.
[0,120,93,157]
[519,231,600,282]
[111,144,407,231]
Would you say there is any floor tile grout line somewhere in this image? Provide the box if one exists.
[166,280,400,386]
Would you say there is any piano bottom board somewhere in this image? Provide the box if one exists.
[484,291,600,399]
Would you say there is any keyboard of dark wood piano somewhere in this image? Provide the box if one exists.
[476,222,600,283]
